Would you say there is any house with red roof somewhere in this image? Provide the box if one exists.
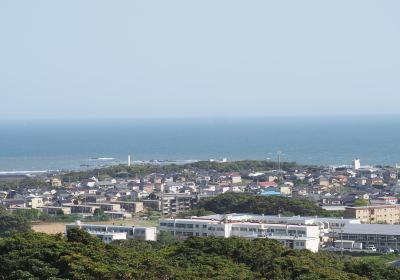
[258,181,278,188]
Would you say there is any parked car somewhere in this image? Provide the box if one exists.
[366,245,377,252]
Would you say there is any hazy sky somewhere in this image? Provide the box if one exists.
[1,1,399,119]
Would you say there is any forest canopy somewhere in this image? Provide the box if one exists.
[195,192,340,217]
[0,229,399,280]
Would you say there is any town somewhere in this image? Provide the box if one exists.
[1,159,400,256]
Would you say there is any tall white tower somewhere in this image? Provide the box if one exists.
[353,159,361,170]
[128,155,131,167]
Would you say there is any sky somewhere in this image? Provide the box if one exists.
[1,0,399,119]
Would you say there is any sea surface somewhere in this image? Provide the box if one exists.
[1,116,400,173]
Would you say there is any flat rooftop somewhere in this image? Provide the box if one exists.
[346,205,400,209]
[193,214,359,224]
[342,224,400,235]
[66,223,156,229]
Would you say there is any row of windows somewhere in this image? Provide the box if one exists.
[208,227,224,231]
[233,227,263,232]
[83,226,107,232]
[175,231,208,237]
[176,223,194,228]
[231,227,307,235]
[342,234,400,240]
[160,223,174,227]
[161,223,307,236]
[82,227,134,235]
[109,228,133,234]
[268,229,306,235]
[331,223,346,228]
[160,223,207,229]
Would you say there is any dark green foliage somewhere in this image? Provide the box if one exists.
[196,192,338,217]
[189,160,308,173]
[66,228,102,245]
[0,209,31,237]
[113,231,177,249]
[353,199,369,207]
[14,208,46,221]
[12,208,86,223]
[344,259,400,280]
[0,230,398,280]
[175,208,215,218]
[0,177,48,191]
[60,164,188,182]
[157,231,177,246]
[0,231,174,280]
[58,160,306,181]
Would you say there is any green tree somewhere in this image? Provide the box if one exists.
[354,199,369,207]
[157,231,177,246]
[14,208,43,221]
[0,209,31,236]
[196,192,337,217]
[176,208,215,218]
[0,231,399,280]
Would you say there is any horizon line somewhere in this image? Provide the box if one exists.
[2,113,400,121]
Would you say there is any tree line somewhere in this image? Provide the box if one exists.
[195,192,343,217]
[0,229,398,279]
[0,208,398,279]
[58,160,307,182]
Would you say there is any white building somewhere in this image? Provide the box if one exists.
[353,159,361,170]
[160,214,314,252]
[370,196,398,205]
[65,221,157,243]
[91,231,127,244]
[159,214,361,253]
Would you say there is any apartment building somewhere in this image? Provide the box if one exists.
[63,204,100,214]
[65,221,157,244]
[103,211,132,219]
[85,202,121,212]
[159,214,322,252]
[143,199,161,211]
[111,201,144,213]
[160,194,197,216]
[345,205,400,224]
[38,206,71,215]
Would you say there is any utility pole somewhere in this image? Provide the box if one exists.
[340,228,344,258]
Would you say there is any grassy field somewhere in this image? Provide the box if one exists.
[32,218,159,235]
[357,253,400,265]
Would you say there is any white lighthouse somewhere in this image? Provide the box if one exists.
[128,155,131,166]
[353,159,361,170]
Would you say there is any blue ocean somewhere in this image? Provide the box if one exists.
[0,116,400,172]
